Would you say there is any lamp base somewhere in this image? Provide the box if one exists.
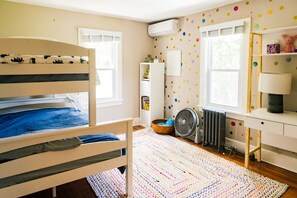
[267,94,283,113]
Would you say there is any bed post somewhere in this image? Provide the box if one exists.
[88,48,97,126]
[126,120,133,197]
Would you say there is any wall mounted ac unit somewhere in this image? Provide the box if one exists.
[148,19,179,37]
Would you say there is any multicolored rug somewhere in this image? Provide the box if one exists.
[87,129,288,198]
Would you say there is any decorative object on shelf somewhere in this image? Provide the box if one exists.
[143,54,154,63]
[281,34,297,53]
[259,73,292,113]
[151,119,175,134]
[267,41,280,54]
[143,68,150,79]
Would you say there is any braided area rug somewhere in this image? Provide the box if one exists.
[87,129,288,198]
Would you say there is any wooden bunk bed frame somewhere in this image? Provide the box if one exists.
[0,38,133,197]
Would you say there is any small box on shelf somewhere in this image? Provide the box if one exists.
[267,44,280,54]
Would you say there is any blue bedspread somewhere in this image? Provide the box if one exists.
[0,107,89,139]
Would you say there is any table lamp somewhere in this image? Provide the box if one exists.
[259,73,292,113]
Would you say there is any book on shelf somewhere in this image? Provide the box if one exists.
[141,96,150,111]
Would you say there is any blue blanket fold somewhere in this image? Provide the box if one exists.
[0,107,88,138]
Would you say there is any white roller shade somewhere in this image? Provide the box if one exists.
[200,19,244,38]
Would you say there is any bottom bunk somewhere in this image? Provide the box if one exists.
[0,105,133,197]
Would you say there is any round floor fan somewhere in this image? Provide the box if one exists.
[174,108,201,143]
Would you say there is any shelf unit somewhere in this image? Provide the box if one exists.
[244,26,297,168]
[140,62,164,127]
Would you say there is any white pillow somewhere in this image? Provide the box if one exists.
[0,97,76,115]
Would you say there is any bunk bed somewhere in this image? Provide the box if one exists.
[0,38,133,197]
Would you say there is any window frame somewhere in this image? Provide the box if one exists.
[78,28,123,108]
[200,18,250,114]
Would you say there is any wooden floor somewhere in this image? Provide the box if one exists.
[23,126,297,198]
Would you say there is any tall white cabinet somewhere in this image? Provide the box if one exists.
[140,62,164,127]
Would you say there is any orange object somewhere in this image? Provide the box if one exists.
[151,119,175,135]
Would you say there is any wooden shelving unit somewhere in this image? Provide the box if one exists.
[244,26,297,168]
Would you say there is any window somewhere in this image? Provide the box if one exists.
[78,28,122,107]
[200,19,250,113]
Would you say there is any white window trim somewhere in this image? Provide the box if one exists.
[78,28,123,108]
[199,18,251,114]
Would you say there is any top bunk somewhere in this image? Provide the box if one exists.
[0,38,97,126]
[0,38,96,98]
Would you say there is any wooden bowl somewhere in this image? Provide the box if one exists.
[151,119,175,135]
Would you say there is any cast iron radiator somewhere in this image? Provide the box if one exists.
[202,108,226,152]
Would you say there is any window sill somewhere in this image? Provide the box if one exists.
[197,105,245,121]
[97,99,123,108]
[81,99,123,109]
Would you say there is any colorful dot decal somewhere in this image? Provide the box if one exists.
[156,0,296,137]
[285,57,292,62]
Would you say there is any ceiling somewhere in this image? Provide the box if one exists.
[7,0,243,23]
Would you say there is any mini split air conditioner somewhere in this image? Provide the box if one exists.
[148,19,179,37]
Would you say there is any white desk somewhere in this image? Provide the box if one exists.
[244,108,297,167]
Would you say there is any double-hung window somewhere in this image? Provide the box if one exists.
[200,18,250,114]
[78,28,122,107]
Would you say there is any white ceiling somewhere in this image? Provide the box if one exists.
[7,0,243,23]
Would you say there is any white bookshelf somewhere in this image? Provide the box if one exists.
[140,62,164,127]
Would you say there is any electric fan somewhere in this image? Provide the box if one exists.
[174,108,201,143]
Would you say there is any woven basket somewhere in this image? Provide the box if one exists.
[151,119,175,135]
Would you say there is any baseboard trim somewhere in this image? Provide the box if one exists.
[133,117,140,126]
[225,138,297,173]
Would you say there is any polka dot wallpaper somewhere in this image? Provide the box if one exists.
[153,0,297,144]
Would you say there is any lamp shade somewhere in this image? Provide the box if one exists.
[259,73,292,95]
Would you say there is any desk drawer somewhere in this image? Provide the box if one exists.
[244,117,283,135]
[284,124,297,139]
